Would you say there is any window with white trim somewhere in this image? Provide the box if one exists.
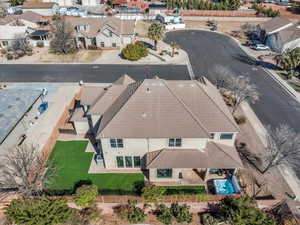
[110,138,124,148]
[220,133,234,140]
[169,138,182,147]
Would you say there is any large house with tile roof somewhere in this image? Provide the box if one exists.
[66,17,136,49]
[258,17,300,53]
[70,75,243,185]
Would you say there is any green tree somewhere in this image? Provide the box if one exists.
[5,197,73,225]
[142,186,166,203]
[279,48,300,79]
[121,41,148,61]
[218,196,276,225]
[228,0,241,10]
[156,204,174,225]
[170,203,193,223]
[117,199,147,223]
[9,0,24,6]
[74,184,98,208]
[148,23,165,51]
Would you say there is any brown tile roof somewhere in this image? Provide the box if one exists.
[146,142,243,169]
[18,10,45,23]
[95,76,238,139]
[65,17,135,38]
[80,86,106,106]
[88,85,128,115]
[69,107,87,122]
[22,0,56,9]
[278,25,300,44]
[114,74,136,85]
[0,11,45,25]
[260,17,293,34]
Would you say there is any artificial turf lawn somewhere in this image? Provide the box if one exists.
[46,141,144,195]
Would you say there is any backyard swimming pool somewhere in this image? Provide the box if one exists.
[213,177,240,195]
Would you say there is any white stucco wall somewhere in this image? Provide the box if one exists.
[22,8,53,16]
[73,121,90,134]
[282,38,300,53]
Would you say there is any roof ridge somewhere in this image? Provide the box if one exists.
[146,149,165,168]
[98,81,143,137]
[161,80,211,137]
[193,79,240,131]
[209,141,243,167]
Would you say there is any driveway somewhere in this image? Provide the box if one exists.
[0,64,189,83]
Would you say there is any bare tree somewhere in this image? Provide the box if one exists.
[0,145,56,197]
[262,124,300,174]
[12,34,32,56]
[50,18,76,54]
[213,65,260,114]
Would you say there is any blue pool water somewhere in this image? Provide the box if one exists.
[213,179,236,195]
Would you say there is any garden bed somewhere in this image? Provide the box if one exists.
[46,141,144,195]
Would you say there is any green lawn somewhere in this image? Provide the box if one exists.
[46,141,144,195]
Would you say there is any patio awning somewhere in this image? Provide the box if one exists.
[30,30,49,37]
[146,142,243,169]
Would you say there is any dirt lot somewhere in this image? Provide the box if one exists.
[0,47,102,63]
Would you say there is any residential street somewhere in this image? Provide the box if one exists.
[0,64,190,82]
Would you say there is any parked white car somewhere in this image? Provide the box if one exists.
[251,44,270,51]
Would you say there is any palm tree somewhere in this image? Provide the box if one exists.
[147,23,165,51]
[280,48,300,79]
[170,41,179,57]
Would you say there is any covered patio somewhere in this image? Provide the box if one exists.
[145,142,243,188]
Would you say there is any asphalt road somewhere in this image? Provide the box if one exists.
[165,30,300,133]
[0,64,190,82]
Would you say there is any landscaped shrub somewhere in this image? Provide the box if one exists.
[6,53,13,60]
[121,41,148,61]
[116,199,147,223]
[164,186,206,195]
[88,45,98,50]
[252,3,280,17]
[1,49,7,54]
[156,204,174,225]
[5,197,73,225]
[166,0,240,10]
[74,184,98,207]
[201,213,218,225]
[234,115,247,125]
[197,193,209,202]
[170,203,193,223]
[72,206,102,225]
[142,186,166,203]
[36,41,44,48]
[156,203,193,225]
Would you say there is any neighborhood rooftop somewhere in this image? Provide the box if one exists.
[259,17,293,33]
[66,17,136,38]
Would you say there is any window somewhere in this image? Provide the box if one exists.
[157,169,172,178]
[125,156,133,168]
[100,42,105,47]
[116,156,124,168]
[220,133,234,140]
[109,31,113,37]
[133,156,141,168]
[169,138,182,147]
[110,138,123,148]
[112,42,116,48]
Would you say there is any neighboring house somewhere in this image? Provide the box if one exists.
[0,11,50,47]
[22,0,58,16]
[0,25,27,48]
[156,14,185,30]
[66,17,136,49]
[257,17,300,53]
[70,75,243,185]
[0,11,48,30]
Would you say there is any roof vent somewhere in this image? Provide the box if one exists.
[190,84,195,87]
[178,84,184,88]
[146,88,151,93]
[142,113,147,118]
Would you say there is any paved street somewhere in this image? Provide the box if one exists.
[0,64,189,82]
[165,30,300,133]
